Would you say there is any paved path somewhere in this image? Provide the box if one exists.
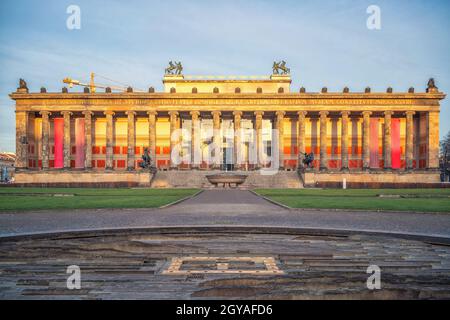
[0,190,449,238]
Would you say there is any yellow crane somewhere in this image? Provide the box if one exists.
[63,73,145,93]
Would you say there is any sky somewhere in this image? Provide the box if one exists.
[0,0,449,152]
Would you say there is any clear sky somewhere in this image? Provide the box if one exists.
[0,0,449,152]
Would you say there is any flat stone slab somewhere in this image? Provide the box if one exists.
[1,229,449,299]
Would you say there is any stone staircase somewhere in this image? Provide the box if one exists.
[150,170,303,189]
[242,170,303,189]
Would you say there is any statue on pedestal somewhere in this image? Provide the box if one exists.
[139,148,156,172]
[17,79,29,93]
[426,78,438,93]
[302,152,315,168]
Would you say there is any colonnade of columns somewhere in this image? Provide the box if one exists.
[15,110,440,171]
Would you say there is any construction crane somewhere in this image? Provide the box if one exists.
[63,73,145,93]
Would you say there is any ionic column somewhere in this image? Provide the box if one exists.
[233,111,243,170]
[297,111,307,169]
[212,111,222,169]
[104,111,115,170]
[15,111,29,170]
[82,111,93,169]
[384,111,393,170]
[405,111,415,170]
[340,111,350,171]
[254,111,264,169]
[169,111,179,169]
[427,111,440,170]
[276,111,286,170]
[147,111,157,167]
[190,111,200,168]
[61,111,72,169]
[319,111,329,171]
[126,111,136,171]
[39,111,51,169]
[362,111,372,170]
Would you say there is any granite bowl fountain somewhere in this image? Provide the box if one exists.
[206,173,248,188]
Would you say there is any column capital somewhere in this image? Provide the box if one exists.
[190,110,201,118]
[168,111,179,119]
[319,111,329,118]
[125,111,137,116]
[82,111,94,116]
[362,111,372,117]
[276,110,286,117]
[254,111,264,117]
[384,111,394,117]
[405,111,416,116]
[61,111,73,116]
[39,111,51,117]
[340,111,351,117]
[232,111,243,118]
[211,111,221,117]
[297,111,307,118]
[104,111,115,116]
[147,110,158,116]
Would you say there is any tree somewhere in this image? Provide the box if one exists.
[440,131,450,181]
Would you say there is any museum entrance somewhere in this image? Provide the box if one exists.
[222,147,234,171]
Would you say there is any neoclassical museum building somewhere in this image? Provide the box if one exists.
[10,65,446,188]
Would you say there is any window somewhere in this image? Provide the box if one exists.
[278,87,284,93]
[170,87,176,93]
[257,87,262,94]
[192,87,198,93]
[235,87,241,93]
[213,87,219,93]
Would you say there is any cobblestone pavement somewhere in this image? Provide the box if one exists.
[0,190,449,238]
[1,228,449,299]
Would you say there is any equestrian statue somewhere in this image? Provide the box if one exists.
[272,60,290,75]
[165,61,183,75]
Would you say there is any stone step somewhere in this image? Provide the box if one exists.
[151,170,303,189]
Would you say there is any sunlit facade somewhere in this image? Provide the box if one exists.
[10,72,445,186]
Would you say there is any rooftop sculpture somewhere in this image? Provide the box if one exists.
[427,78,438,93]
[165,61,183,75]
[272,61,290,75]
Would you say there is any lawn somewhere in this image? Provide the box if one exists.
[255,189,450,213]
[0,188,199,212]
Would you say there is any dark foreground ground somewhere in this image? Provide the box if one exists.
[1,228,449,300]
